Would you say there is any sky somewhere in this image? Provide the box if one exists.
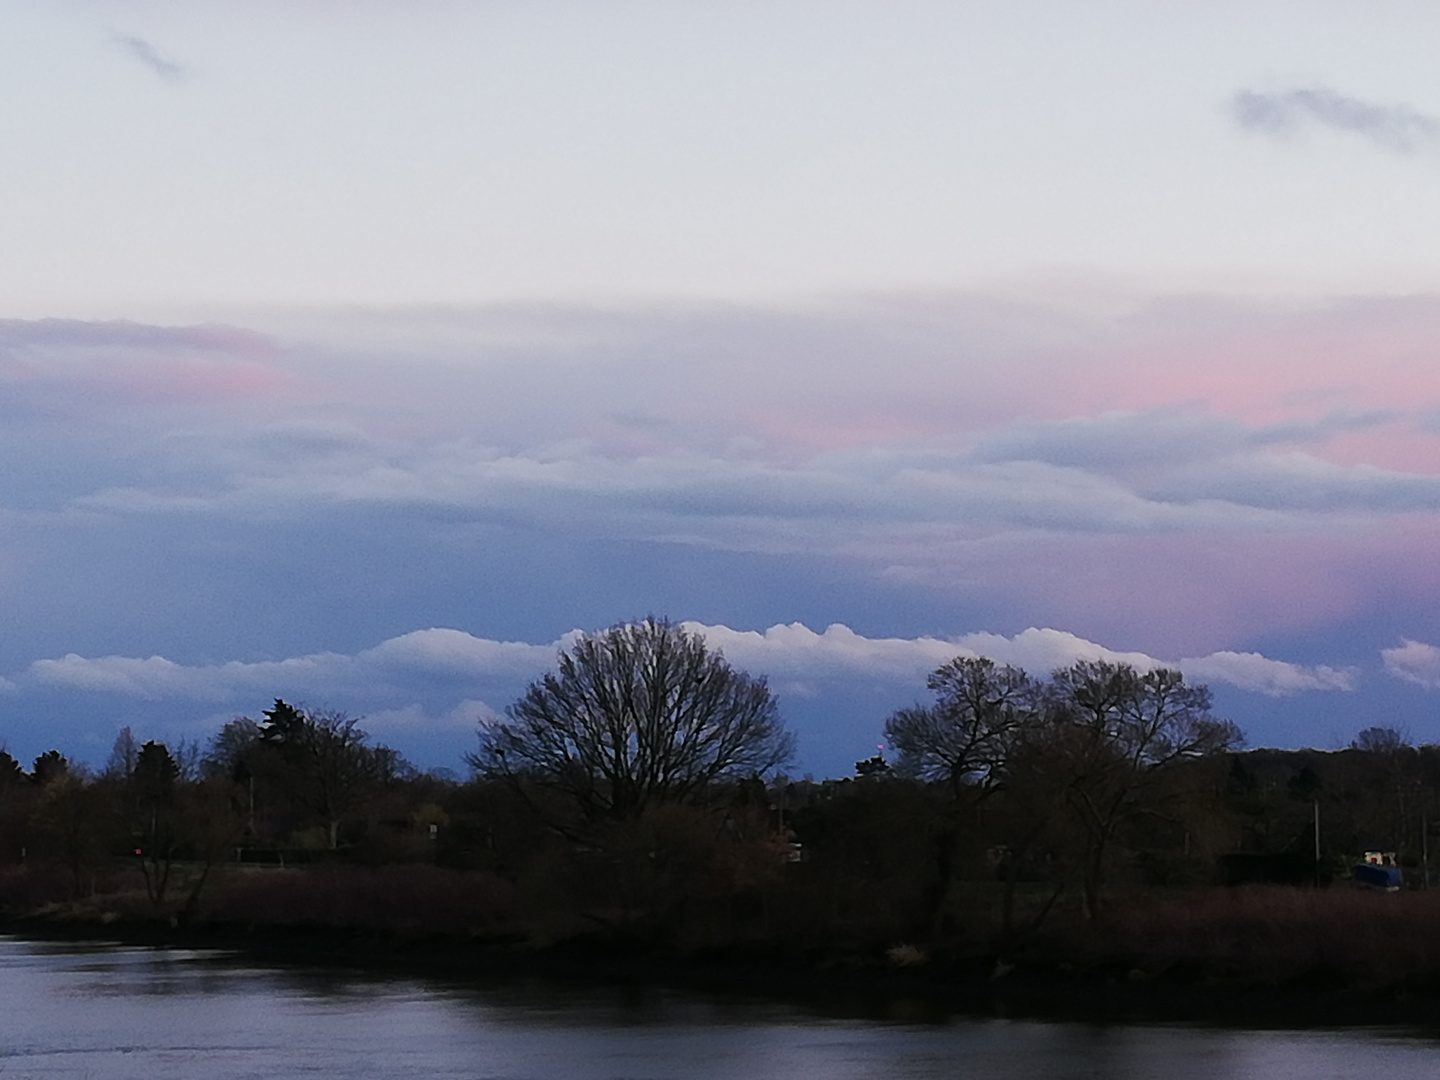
[5,2,1440,776]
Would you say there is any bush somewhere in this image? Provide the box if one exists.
[201,864,517,934]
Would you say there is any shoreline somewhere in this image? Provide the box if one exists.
[4,908,1439,1031]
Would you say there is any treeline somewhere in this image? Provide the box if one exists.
[0,700,438,913]
[0,619,1436,976]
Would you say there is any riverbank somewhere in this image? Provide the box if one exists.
[6,880,1440,1030]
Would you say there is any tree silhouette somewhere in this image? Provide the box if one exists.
[884,656,1035,798]
[470,617,793,821]
[259,700,399,848]
[1043,661,1242,916]
[130,740,182,903]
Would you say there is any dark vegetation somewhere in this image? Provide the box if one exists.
[3,617,1440,1022]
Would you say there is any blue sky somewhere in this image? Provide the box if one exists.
[5,3,1440,776]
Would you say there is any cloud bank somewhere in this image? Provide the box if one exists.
[2,293,1438,767]
[25,621,1353,706]
[28,628,556,703]
[691,623,1355,696]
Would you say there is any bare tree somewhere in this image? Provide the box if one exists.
[884,656,1036,798]
[469,617,793,821]
[1044,661,1242,916]
[879,656,1037,937]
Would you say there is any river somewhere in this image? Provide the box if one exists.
[2,936,1439,1078]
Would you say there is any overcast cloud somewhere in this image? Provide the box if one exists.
[6,296,1440,670]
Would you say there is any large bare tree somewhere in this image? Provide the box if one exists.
[884,656,1036,799]
[470,617,793,821]
[1044,660,1242,915]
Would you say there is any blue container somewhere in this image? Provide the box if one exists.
[1352,862,1402,890]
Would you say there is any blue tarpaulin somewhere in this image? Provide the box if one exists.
[1352,862,1403,890]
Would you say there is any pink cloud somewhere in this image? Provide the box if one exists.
[0,318,294,407]
[1058,301,1440,473]
[94,358,293,405]
[542,293,1440,467]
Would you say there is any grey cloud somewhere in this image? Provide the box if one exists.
[970,408,1248,472]
[1232,87,1440,153]
[1249,409,1396,447]
[177,422,383,482]
[109,32,186,82]
[968,407,1393,476]
[1409,408,1440,436]
[13,302,1440,591]
[966,407,1433,520]
[1148,452,1440,515]
[76,440,1299,560]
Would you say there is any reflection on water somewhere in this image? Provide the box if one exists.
[1,936,1439,1079]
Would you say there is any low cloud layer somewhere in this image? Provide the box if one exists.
[695,623,1355,697]
[1232,87,1440,153]
[10,619,1362,775]
[28,628,556,703]
[24,621,1354,706]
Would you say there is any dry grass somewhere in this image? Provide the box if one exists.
[1100,886,1440,987]
[201,864,518,935]
[0,864,143,909]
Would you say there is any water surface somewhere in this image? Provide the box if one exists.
[0,936,1437,1078]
